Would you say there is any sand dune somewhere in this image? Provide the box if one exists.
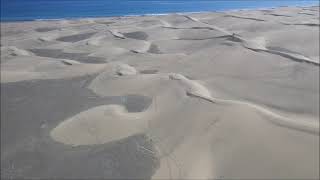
[1,6,319,179]
[83,70,319,178]
[115,63,138,76]
[38,35,56,42]
[1,46,32,57]
[29,48,106,64]
[50,105,150,146]
[1,56,106,82]
[109,30,126,39]
[178,15,319,65]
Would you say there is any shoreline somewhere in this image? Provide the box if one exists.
[1,4,318,23]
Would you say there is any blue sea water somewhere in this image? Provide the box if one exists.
[1,0,318,22]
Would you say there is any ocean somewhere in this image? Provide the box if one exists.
[1,0,318,21]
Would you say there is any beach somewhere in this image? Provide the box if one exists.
[1,5,319,179]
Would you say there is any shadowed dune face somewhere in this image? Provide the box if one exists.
[140,69,159,74]
[29,49,106,64]
[123,31,149,40]
[267,13,292,17]
[147,44,162,54]
[56,32,96,42]
[96,21,115,25]
[123,94,152,112]
[35,27,59,32]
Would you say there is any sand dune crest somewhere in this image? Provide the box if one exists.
[50,105,150,146]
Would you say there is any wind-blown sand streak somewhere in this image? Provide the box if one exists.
[82,70,318,179]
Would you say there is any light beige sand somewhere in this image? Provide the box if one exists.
[1,6,319,179]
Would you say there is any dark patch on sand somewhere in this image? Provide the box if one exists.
[147,44,162,54]
[266,13,292,17]
[56,32,96,42]
[140,69,159,74]
[29,48,106,64]
[123,31,148,40]
[1,76,157,179]
[124,94,152,112]
[35,27,59,32]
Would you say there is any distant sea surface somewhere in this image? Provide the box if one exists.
[1,0,318,21]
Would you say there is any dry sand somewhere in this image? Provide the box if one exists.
[1,6,319,179]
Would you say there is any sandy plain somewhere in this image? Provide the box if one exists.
[1,5,319,179]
